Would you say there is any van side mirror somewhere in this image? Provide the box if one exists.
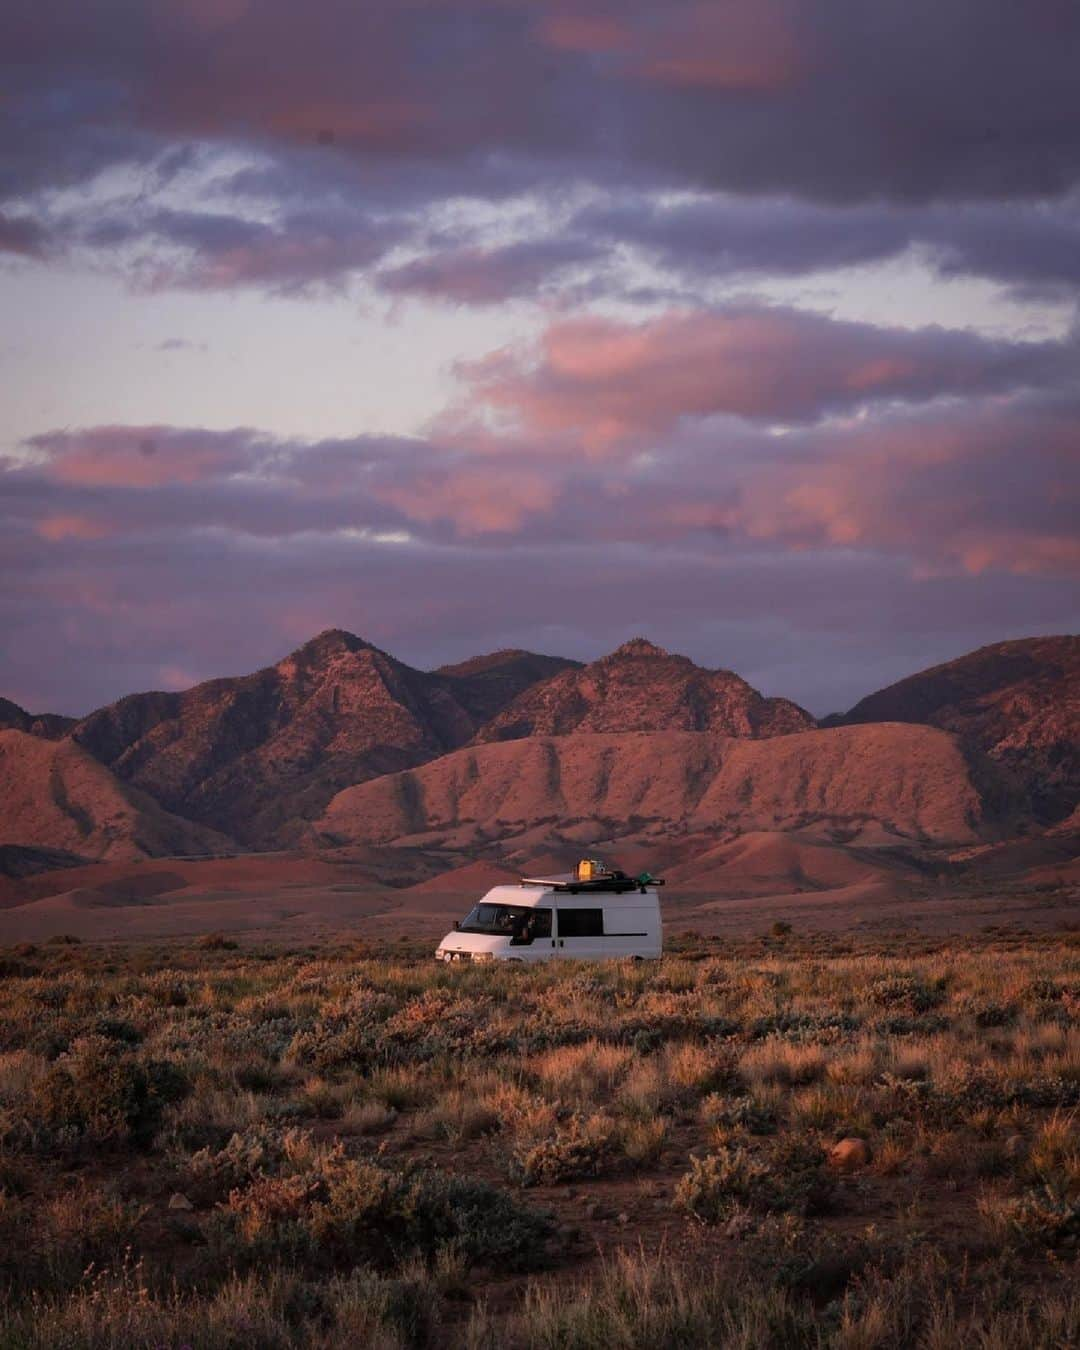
[453,920,460,930]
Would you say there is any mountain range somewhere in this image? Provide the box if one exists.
[0,632,1076,886]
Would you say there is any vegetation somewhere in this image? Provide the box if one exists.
[0,930,1076,1346]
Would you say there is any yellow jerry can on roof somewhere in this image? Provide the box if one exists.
[575,858,610,882]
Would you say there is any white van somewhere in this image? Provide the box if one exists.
[435,873,663,963]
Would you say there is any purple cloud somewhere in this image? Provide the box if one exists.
[377,236,604,306]
[3,1,1080,298]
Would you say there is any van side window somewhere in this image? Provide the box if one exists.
[531,908,552,938]
[559,907,604,937]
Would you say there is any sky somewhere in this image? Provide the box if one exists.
[1,0,1078,718]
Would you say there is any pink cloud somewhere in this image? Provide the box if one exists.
[721,399,1080,577]
[630,3,799,91]
[30,426,265,487]
[36,514,113,542]
[538,3,798,91]
[539,14,631,54]
[451,306,1069,455]
[374,465,558,535]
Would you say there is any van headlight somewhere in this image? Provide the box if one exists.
[471,952,494,963]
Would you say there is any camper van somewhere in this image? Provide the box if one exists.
[435,862,664,963]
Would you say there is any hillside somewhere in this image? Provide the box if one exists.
[434,650,581,724]
[0,729,233,862]
[474,639,813,743]
[0,695,74,740]
[317,724,983,850]
[70,631,566,847]
[2,631,1073,865]
[842,636,1079,824]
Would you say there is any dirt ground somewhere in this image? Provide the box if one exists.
[0,843,1076,945]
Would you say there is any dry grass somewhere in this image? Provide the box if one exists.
[0,930,1076,1345]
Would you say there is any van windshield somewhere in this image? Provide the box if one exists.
[458,903,551,938]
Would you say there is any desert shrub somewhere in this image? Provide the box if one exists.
[1026,1109,1080,1189]
[287,991,396,1074]
[0,1262,444,1350]
[532,1040,633,1104]
[956,996,1017,1027]
[413,1088,500,1144]
[0,1179,144,1298]
[510,1113,618,1186]
[29,1036,188,1150]
[662,1041,737,1102]
[749,1011,859,1044]
[197,932,239,951]
[700,1092,778,1136]
[214,1139,552,1274]
[632,1028,663,1056]
[868,974,946,1012]
[92,1016,143,1045]
[674,1139,830,1224]
[342,1100,399,1136]
[621,1118,667,1169]
[507,1247,816,1349]
[980,1185,1080,1250]
[187,1124,304,1201]
[872,1012,951,1037]
[741,1038,828,1087]
[674,1147,771,1224]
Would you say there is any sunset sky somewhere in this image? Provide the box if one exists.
[1,0,1078,716]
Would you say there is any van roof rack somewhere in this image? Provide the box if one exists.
[519,870,665,895]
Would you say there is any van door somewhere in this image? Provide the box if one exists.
[508,905,555,962]
[553,903,606,960]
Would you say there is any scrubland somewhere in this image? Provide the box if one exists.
[0,929,1077,1348]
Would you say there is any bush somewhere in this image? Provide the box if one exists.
[674,1148,771,1223]
[674,1140,831,1224]
[213,1137,552,1274]
[197,932,239,951]
[983,1185,1080,1249]
[30,1037,188,1149]
[510,1113,618,1186]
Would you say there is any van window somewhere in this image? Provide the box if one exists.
[529,908,553,938]
[558,907,604,937]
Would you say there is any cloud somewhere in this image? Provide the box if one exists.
[0,212,48,257]
[5,2,1080,223]
[711,393,1080,578]
[3,1,1079,305]
[26,425,271,487]
[2,353,1076,711]
[449,305,1075,454]
[77,203,400,293]
[575,192,1080,297]
[376,236,603,305]
[155,337,207,352]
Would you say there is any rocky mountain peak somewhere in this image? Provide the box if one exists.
[281,628,374,669]
[474,639,814,742]
[604,638,672,661]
